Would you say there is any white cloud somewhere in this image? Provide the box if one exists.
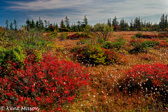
[8,0,92,10]
[7,0,168,24]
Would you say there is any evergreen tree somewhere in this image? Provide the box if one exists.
[112,16,118,26]
[134,17,141,30]
[55,23,58,28]
[119,19,129,31]
[119,18,125,30]
[49,24,55,31]
[165,15,168,28]
[71,24,79,32]
[14,19,17,30]
[39,17,44,29]
[10,22,13,30]
[44,20,48,28]
[65,16,70,28]
[112,16,119,31]
[77,21,81,27]
[130,19,133,30]
[83,15,88,26]
[60,20,65,28]
[159,14,165,30]
[36,21,39,28]
[47,21,50,28]
[77,21,82,31]
[6,20,9,30]
[107,18,112,27]
[30,20,36,29]
[55,23,59,31]
[26,19,31,31]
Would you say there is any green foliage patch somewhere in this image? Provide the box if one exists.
[71,45,123,65]
[102,36,126,50]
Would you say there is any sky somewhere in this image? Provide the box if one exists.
[0,0,168,27]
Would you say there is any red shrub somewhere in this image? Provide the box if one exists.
[0,53,90,110]
[120,63,168,104]
[142,34,158,38]
[159,40,168,47]
[67,33,90,40]
[129,39,144,46]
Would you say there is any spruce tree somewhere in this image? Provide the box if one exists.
[14,19,17,30]
[10,22,13,30]
[159,14,165,30]
[6,20,9,30]
[31,20,36,29]
[60,20,65,28]
[26,19,31,31]
[107,18,112,27]
[65,16,70,28]
[112,16,119,31]
[83,15,88,26]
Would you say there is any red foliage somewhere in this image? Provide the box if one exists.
[103,48,124,64]
[114,25,119,31]
[159,40,168,47]
[125,63,168,87]
[0,53,90,110]
[141,34,158,38]
[129,39,144,45]
[141,34,168,39]
[119,63,168,104]
[67,33,90,40]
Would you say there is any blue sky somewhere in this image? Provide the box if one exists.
[0,0,168,27]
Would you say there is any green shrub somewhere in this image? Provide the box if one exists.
[71,45,122,65]
[130,42,148,53]
[0,32,7,41]
[97,38,105,44]
[0,46,25,67]
[135,32,143,38]
[102,37,126,50]
[130,40,160,53]
[72,45,105,65]
[102,41,113,49]
[60,32,68,40]
[142,40,160,48]
[131,36,136,40]
[52,30,58,36]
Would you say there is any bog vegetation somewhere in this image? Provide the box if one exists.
[0,14,168,111]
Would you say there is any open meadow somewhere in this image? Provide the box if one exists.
[0,29,168,111]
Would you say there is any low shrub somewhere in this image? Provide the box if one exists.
[45,32,58,41]
[135,33,158,39]
[102,37,126,50]
[59,28,70,32]
[130,39,160,53]
[0,53,90,111]
[97,37,105,44]
[135,33,143,38]
[72,45,123,65]
[67,33,91,40]
[59,32,68,40]
[142,40,160,48]
[0,46,25,68]
[119,63,168,105]
[102,41,113,49]
[159,40,168,48]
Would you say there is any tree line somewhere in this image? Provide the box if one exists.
[4,14,168,32]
